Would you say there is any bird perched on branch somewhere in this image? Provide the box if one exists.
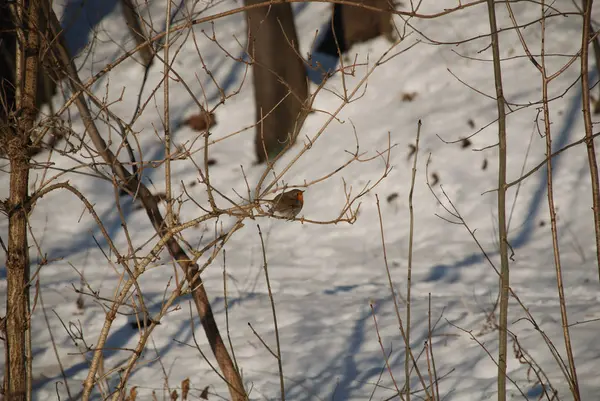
[266,189,304,219]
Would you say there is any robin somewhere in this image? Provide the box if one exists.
[266,189,305,219]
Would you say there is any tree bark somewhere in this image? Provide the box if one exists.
[3,0,40,399]
[339,0,395,49]
[245,0,309,163]
[120,0,153,66]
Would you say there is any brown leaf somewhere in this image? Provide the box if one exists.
[128,387,138,401]
[387,193,398,203]
[401,92,417,102]
[183,111,216,132]
[181,378,190,401]
[461,137,472,149]
[200,386,210,400]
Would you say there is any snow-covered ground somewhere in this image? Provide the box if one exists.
[2,0,600,400]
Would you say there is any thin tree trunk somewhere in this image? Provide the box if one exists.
[580,0,600,282]
[485,1,510,400]
[4,0,40,399]
[581,0,600,114]
[5,159,30,401]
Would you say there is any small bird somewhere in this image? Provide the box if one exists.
[267,189,305,219]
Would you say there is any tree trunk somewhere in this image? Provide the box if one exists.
[120,0,153,66]
[245,0,309,164]
[0,2,56,119]
[3,0,40,399]
[340,0,395,49]
[1,0,59,159]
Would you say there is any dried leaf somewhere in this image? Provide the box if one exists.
[128,387,138,401]
[181,378,190,401]
[183,111,216,132]
[401,92,417,102]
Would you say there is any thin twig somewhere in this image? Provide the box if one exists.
[257,225,285,401]
[39,284,74,401]
[538,0,580,396]
[375,195,431,399]
[164,0,174,227]
[405,119,421,400]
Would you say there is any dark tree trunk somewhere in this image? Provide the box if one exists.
[339,0,395,49]
[120,0,153,66]
[4,145,30,401]
[3,0,40,399]
[245,0,309,164]
[0,1,57,121]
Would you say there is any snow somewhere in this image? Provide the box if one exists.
[1,0,600,400]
